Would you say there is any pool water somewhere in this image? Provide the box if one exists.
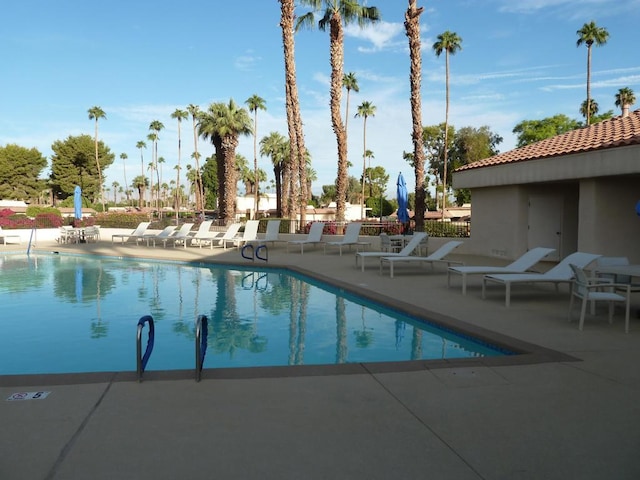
[0,254,510,375]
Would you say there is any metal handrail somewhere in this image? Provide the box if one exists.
[195,314,208,382]
[136,315,155,382]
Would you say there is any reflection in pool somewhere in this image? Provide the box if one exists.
[0,254,510,375]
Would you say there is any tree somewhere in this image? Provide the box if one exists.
[297,0,380,222]
[50,134,115,203]
[132,175,148,208]
[580,98,599,122]
[279,0,309,224]
[355,100,375,219]
[136,140,147,205]
[171,108,189,221]
[187,104,205,217]
[198,99,252,224]
[148,120,165,212]
[111,181,120,204]
[120,153,129,204]
[245,94,266,219]
[576,21,609,125]
[404,0,426,229]
[512,114,580,147]
[260,131,288,217]
[87,106,107,212]
[433,30,462,220]
[615,87,636,117]
[0,144,47,201]
[342,72,359,134]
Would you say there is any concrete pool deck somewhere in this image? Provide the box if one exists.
[1,237,640,479]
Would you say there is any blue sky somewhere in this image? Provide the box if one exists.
[2,0,639,199]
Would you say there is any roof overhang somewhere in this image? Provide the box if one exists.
[453,144,640,189]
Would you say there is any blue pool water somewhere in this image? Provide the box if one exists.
[0,254,510,375]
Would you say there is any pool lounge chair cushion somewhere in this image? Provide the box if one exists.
[380,240,464,278]
[481,251,601,307]
[448,247,556,295]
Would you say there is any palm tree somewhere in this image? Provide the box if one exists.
[146,134,157,210]
[260,131,288,217]
[355,101,376,219]
[245,95,267,219]
[148,120,165,212]
[111,181,120,204]
[171,108,189,222]
[580,98,599,121]
[433,30,462,220]
[198,99,252,224]
[615,87,636,117]
[279,0,309,224]
[576,21,609,125]
[120,153,129,204]
[297,0,380,222]
[187,104,205,217]
[136,140,147,205]
[342,72,359,134]
[87,106,106,211]
[132,175,148,208]
[405,1,426,230]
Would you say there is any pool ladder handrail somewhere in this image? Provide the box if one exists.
[136,315,155,382]
[241,243,268,262]
[195,314,209,382]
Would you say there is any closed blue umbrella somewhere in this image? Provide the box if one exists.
[396,172,409,224]
[74,186,82,220]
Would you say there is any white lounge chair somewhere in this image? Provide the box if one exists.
[448,247,556,295]
[189,220,220,249]
[286,222,325,254]
[324,222,370,255]
[248,220,283,247]
[482,251,601,307]
[111,221,151,244]
[568,263,631,333]
[0,226,21,245]
[211,223,242,249]
[355,232,428,272]
[169,223,195,248]
[142,226,177,247]
[380,240,464,278]
[223,220,260,249]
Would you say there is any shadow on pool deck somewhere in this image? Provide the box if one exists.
[2,239,640,479]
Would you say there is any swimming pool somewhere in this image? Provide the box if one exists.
[0,253,511,376]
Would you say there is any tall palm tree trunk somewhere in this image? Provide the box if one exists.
[442,51,450,221]
[405,1,426,230]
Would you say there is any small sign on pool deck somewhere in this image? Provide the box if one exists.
[6,391,51,401]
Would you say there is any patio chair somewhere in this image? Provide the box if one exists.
[222,220,260,249]
[111,221,151,244]
[286,222,325,254]
[189,220,220,249]
[481,251,601,307]
[380,240,464,278]
[169,223,195,248]
[211,223,242,249]
[83,226,100,243]
[247,220,284,247]
[448,247,556,295]
[142,226,177,247]
[568,264,631,333]
[355,232,428,272]
[324,222,370,255]
[0,226,21,245]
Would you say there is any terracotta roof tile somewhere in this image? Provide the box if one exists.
[457,109,640,171]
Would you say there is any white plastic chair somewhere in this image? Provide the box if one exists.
[568,263,631,333]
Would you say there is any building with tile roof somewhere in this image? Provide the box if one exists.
[452,110,640,262]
